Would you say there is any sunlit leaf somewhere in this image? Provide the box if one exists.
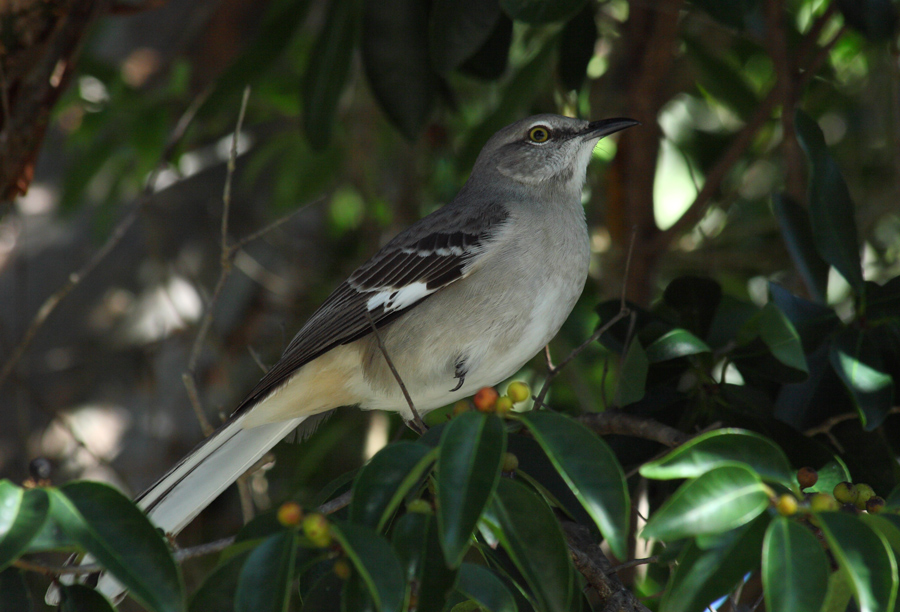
[830,328,894,430]
[644,329,711,363]
[0,482,48,570]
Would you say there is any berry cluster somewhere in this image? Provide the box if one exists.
[775,467,888,518]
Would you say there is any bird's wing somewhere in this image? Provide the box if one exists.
[232,209,509,415]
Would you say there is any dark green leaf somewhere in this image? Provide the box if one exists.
[817,512,898,612]
[557,3,597,91]
[50,483,183,612]
[436,412,505,567]
[342,571,377,612]
[662,276,723,339]
[689,0,760,28]
[757,303,809,375]
[830,328,894,430]
[768,282,838,350]
[642,466,769,540]
[0,482,48,570]
[644,329,711,363]
[836,0,899,41]
[661,515,768,612]
[59,584,116,612]
[235,531,296,612]
[362,0,440,139]
[821,566,855,612]
[772,194,829,303]
[868,277,900,321]
[0,567,31,612]
[499,0,587,24]
[350,442,435,531]
[189,552,250,612]
[483,479,576,612]
[795,109,863,290]
[615,339,648,406]
[683,36,759,119]
[640,429,793,486]
[806,458,852,494]
[429,0,502,72]
[456,563,517,612]
[762,517,829,612]
[458,14,512,80]
[518,411,630,558]
[303,0,361,149]
[389,513,455,612]
[301,571,342,612]
[331,521,405,612]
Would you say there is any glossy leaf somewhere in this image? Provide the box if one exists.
[661,515,768,612]
[768,282,837,349]
[303,0,361,149]
[830,328,895,430]
[615,338,648,406]
[640,429,793,486]
[806,458,852,494]
[642,465,769,541]
[483,479,575,612]
[331,521,405,612]
[757,302,809,376]
[458,14,512,80]
[0,567,31,612]
[557,3,597,91]
[350,442,435,531]
[772,194,829,303]
[817,512,898,612]
[821,566,855,612]
[389,513,456,612]
[795,109,864,290]
[235,531,296,612]
[50,483,183,612]
[762,517,829,612]
[0,482,48,570]
[429,0,501,72]
[644,329,711,363]
[518,411,630,558]
[59,584,116,612]
[436,412,505,567]
[188,552,250,612]
[456,563,517,612]
[499,0,587,24]
[362,0,439,139]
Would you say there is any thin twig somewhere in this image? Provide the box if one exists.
[362,311,427,434]
[317,489,353,515]
[607,555,660,575]
[578,413,687,447]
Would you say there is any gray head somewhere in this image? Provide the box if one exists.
[473,114,639,188]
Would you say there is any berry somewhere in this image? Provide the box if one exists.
[452,400,470,416]
[473,387,499,412]
[854,483,875,510]
[302,514,331,547]
[833,482,858,504]
[501,452,519,474]
[776,494,798,516]
[866,496,886,514]
[495,396,514,415]
[809,493,838,512]
[407,499,432,514]
[277,501,303,526]
[797,467,818,490]
[333,559,351,580]
[507,381,531,404]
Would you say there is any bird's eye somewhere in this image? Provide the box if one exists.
[528,126,550,143]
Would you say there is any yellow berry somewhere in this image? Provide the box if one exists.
[507,381,531,404]
[333,559,351,580]
[495,396,514,415]
[797,467,818,490]
[407,499,432,514]
[833,482,858,504]
[501,452,519,474]
[473,387,499,412]
[302,513,331,547]
[866,496,886,514]
[854,484,875,510]
[810,493,838,512]
[276,501,303,526]
[776,494,798,516]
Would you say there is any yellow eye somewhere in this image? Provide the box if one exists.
[528,126,550,143]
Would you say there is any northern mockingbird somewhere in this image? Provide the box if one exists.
[50,113,637,603]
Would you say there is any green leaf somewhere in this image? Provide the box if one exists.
[817,512,898,612]
[821,565,855,612]
[436,412,505,567]
[768,282,838,350]
[762,517,829,612]
[499,0,587,24]
[0,482,48,570]
[189,552,250,612]
[518,411,630,559]
[456,563,517,612]
[429,0,502,73]
[615,339,648,406]
[868,277,900,321]
[690,0,760,28]
[458,14,512,80]
[795,109,864,290]
[640,429,793,486]
[483,479,576,612]
[350,442,435,531]
[757,303,809,375]
[661,515,768,612]
[662,276,723,339]
[235,531,297,612]
[830,328,894,430]
[683,36,759,120]
[772,194,829,303]
[59,584,116,612]
[642,465,769,541]
[806,458,852,494]
[331,521,405,612]
[362,0,439,139]
[49,483,183,612]
[0,567,31,612]
[557,3,597,91]
[644,329,711,363]
[389,513,456,612]
[303,0,361,149]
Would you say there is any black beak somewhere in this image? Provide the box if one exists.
[585,117,641,139]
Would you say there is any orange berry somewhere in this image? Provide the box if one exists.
[473,387,499,412]
[277,501,303,526]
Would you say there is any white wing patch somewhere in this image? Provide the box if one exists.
[366,281,433,312]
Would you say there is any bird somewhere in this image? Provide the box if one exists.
[48,113,638,603]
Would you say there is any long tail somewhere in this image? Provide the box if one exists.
[47,413,306,604]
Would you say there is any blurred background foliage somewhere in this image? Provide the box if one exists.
[2,0,900,609]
